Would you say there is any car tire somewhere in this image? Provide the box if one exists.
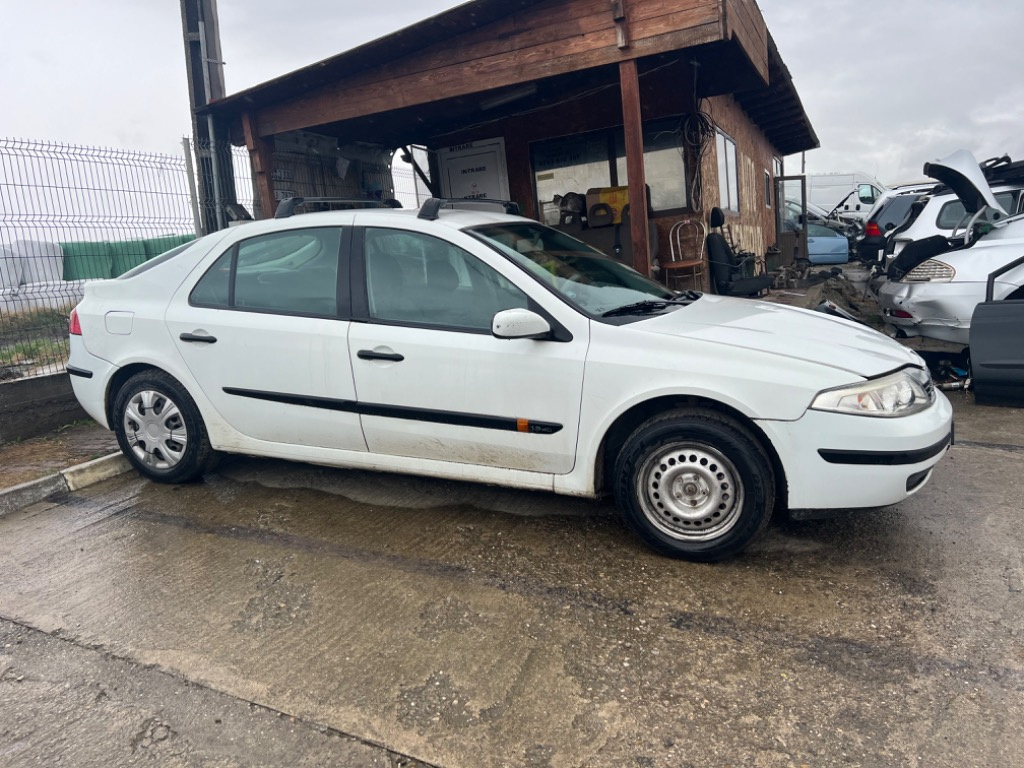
[613,408,775,562]
[113,370,214,483]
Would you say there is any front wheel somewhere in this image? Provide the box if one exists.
[113,370,214,483]
[613,409,775,561]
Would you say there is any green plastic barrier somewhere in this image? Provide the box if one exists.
[60,241,113,280]
[109,240,148,277]
[61,234,196,279]
[142,234,195,257]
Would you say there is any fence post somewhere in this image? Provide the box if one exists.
[182,138,202,238]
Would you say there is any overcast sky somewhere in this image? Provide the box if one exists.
[3,0,1022,185]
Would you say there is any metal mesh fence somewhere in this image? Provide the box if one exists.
[0,138,206,380]
[0,136,407,381]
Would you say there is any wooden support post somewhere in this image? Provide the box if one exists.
[241,112,276,219]
[619,58,650,277]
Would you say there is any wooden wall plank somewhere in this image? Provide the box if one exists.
[258,13,723,136]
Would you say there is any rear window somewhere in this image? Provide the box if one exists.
[117,240,195,279]
[936,191,1017,229]
[874,195,920,230]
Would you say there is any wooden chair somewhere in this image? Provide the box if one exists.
[662,219,707,291]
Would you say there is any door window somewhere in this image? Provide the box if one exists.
[364,228,527,331]
[191,228,342,316]
[858,184,880,205]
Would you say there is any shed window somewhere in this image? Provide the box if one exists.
[716,131,739,212]
[532,118,689,225]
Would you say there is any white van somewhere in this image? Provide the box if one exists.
[807,172,887,222]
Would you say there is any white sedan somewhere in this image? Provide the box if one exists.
[68,199,952,561]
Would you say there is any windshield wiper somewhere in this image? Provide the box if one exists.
[601,291,701,318]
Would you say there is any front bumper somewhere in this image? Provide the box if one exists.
[757,391,954,511]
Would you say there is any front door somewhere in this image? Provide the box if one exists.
[348,226,587,474]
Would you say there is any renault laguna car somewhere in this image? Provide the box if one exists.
[68,198,953,561]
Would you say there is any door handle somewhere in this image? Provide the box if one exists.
[180,332,218,344]
[357,349,404,362]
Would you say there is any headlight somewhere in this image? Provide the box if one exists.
[811,368,932,418]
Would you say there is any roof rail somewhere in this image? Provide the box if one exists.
[274,197,392,219]
[417,197,521,221]
[984,160,1024,185]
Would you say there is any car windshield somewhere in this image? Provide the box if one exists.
[470,222,677,316]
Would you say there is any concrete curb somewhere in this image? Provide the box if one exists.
[0,452,133,518]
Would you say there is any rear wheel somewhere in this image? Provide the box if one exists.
[613,408,775,561]
[113,370,214,483]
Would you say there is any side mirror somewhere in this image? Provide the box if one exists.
[492,308,552,340]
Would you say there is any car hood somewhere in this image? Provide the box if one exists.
[924,149,1008,217]
[639,295,921,377]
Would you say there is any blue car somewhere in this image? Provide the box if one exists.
[806,223,850,264]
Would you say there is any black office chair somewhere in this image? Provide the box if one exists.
[706,207,773,297]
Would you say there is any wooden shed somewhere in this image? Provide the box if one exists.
[202,0,817,284]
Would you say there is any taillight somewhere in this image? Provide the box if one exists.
[906,259,955,283]
[890,309,914,319]
[865,222,883,238]
[69,308,82,336]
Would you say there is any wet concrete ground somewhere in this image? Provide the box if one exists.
[0,393,1021,767]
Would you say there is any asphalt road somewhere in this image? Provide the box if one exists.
[0,393,1022,767]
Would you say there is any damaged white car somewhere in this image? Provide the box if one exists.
[878,150,1024,344]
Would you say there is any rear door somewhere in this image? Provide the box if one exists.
[166,226,367,452]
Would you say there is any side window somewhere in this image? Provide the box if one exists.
[191,228,342,316]
[715,131,739,212]
[364,228,528,331]
[858,184,878,205]
[937,192,1016,229]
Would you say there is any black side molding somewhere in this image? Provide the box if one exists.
[67,366,93,379]
[223,387,562,435]
[818,433,952,466]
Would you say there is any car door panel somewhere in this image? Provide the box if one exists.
[166,226,367,452]
[349,323,585,473]
[349,226,588,474]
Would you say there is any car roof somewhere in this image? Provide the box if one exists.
[216,205,529,240]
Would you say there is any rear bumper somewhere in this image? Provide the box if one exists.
[67,337,116,429]
[877,281,971,344]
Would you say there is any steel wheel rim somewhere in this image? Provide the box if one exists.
[122,389,188,470]
[635,442,744,542]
